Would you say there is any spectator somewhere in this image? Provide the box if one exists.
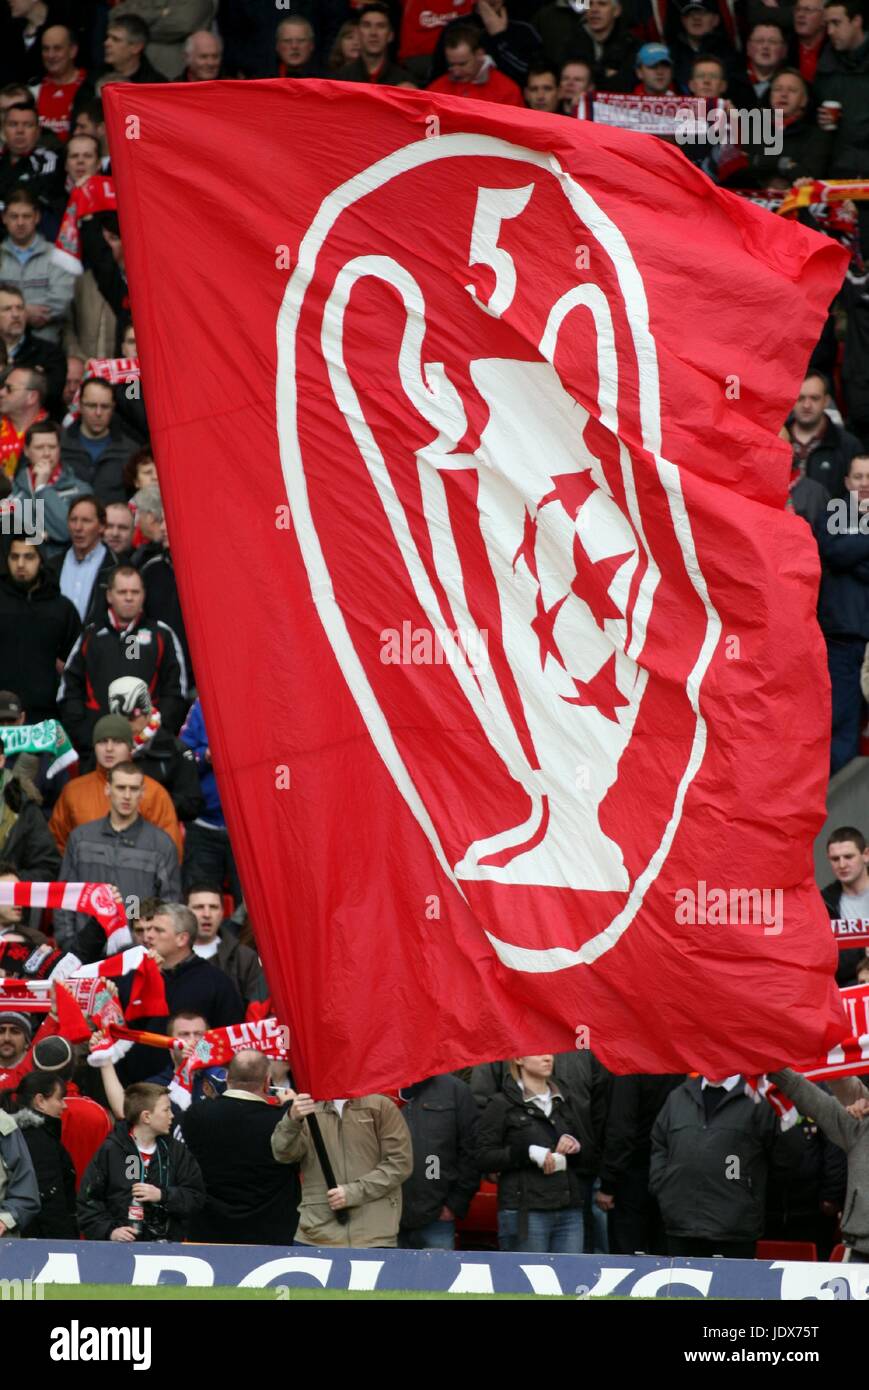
[108,677,203,824]
[537,0,638,93]
[764,1104,846,1260]
[397,1072,479,1249]
[186,882,266,1011]
[687,52,728,100]
[2,290,64,412]
[787,371,862,494]
[0,100,66,237]
[736,22,789,106]
[180,698,242,903]
[2,1071,77,1237]
[108,904,244,1082]
[110,1,218,81]
[275,17,323,78]
[0,862,49,949]
[33,25,90,145]
[524,63,560,110]
[0,737,60,879]
[183,30,224,81]
[271,1088,413,1248]
[816,1,869,200]
[744,69,834,185]
[821,826,869,985]
[0,186,75,346]
[650,1072,778,1257]
[11,419,93,559]
[65,131,100,187]
[103,501,134,559]
[130,489,192,677]
[816,455,869,773]
[77,1081,205,1242]
[123,447,158,501]
[841,264,869,450]
[669,0,735,97]
[792,0,829,84]
[634,42,676,94]
[0,537,79,723]
[58,563,188,755]
[0,1009,31,1073]
[430,2,542,89]
[336,4,416,86]
[558,57,594,114]
[56,494,113,622]
[476,1054,590,1253]
[78,211,130,356]
[62,354,85,410]
[48,713,182,859]
[768,1067,869,1262]
[596,1073,684,1254]
[181,1050,301,1245]
[53,760,180,959]
[95,15,170,92]
[0,361,51,478]
[0,1104,40,1238]
[428,25,524,103]
[328,21,361,74]
[60,375,137,506]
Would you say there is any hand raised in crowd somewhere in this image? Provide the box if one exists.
[291,1092,317,1121]
[845,1098,869,1119]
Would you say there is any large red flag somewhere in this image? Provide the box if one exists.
[104,81,848,1096]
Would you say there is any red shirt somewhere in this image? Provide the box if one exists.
[798,38,824,85]
[399,0,475,61]
[427,67,524,107]
[36,69,87,143]
[0,409,48,479]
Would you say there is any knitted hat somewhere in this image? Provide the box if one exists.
[0,1009,31,1037]
[32,1035,73,1073]
[92,714,133,746]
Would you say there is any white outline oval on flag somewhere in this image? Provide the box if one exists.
[275,133,722,974]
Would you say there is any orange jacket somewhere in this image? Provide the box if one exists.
[49,767,183,860]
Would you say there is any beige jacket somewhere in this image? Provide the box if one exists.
[271,1096,413,1248]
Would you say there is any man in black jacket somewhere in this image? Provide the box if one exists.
[60,376,137,505]
[596,1072,684,1254]
[0,101,66,238]
[650,1073,779,1257]
[58,564,188,754]
[430,1,541,86]
[108,677,203,823]
[0,537,80,723]
[398,1073,479,1249]
[118,903,244,1084]
[180,1050,300,1245]
[185,883,266,1010]
[78,1081,204,1242]
[787,372,862,495]
[0,302,65,417]
[821,825,869,985]
[816,453,869,773]
[535,0,637,91]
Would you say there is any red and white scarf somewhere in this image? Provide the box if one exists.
[132,710,161,752]
[52,174,117,276]
[170,1018,290,1109]
[0,880,131,955]
[747,984,869,1126]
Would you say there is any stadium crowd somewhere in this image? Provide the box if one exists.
[0,0,867,1261]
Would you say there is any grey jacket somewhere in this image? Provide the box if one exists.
[12,463,94,556]
[770,1068,869,1254]
[0,1111,41,1235]
[649,1076,778,1242]
[54,813,180,959]
[0,233,75,344]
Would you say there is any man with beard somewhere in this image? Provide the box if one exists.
[0,537,79,723]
